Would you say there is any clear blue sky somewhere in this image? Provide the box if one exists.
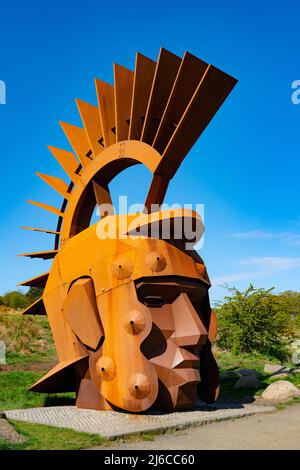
[0,0,299,304]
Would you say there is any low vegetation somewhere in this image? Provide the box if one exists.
[0,312,55,365]
[216,285,299,361]
[0,287,43,310]
[0,371,75,410]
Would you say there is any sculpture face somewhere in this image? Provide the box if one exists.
[32,214,218,413]
[90,227,215,412]
[135,273,210,409]
[144,292,209,409]
[90,239,211,411]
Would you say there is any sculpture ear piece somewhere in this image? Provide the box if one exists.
[63,277,104,350]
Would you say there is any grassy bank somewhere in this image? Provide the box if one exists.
[0,312,56,366]
[0,313,72,411]
[0,421,105,450]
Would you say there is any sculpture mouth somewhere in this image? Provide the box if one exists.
[173,360,200,369]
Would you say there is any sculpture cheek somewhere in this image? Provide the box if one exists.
[111,257,133,280]
[129,373,152,399]
[123,310,146,335]
[145,251,167,272]
[95,356,116,381]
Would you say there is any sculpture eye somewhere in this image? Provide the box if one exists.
[135,276,207,308]
[141,295,164,308]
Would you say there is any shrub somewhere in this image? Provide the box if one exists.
[216,285,295,361]
[279,290,300,328]
[1,291,28,309]
[0,287,44,310]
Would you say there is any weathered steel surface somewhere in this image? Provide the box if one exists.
[20,48,237,412]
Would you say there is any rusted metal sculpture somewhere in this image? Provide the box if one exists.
[19,49,237,412]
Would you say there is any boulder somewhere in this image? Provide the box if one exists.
[264,364,289,374]
[262,380,300,401]
[234,375,261,390]
[220,370,239,380]
[237,368,261,378]
[271,372,290,378]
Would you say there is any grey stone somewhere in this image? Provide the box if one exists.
[270,372,289,379]
[3,405,275,439]
[220,370,239,379]
[264,364,290,374]
[237,369,261,378]
[262,380,300,401]
[234,375,261,390]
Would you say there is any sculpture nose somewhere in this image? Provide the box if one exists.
[171,293,208,348]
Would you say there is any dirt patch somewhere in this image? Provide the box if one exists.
[0,418,26,444]
[0,359,57,372]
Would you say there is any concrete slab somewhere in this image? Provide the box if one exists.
[3,403,276,439]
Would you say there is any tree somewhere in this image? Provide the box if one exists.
[279,291,300,328]
[216,285,295,361]
[25,287,44,305]
[0,287,44,311]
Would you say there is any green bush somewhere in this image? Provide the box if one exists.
[216,285,296,361]
[0,287,44,310]
[1,291,28,309]
[280,290,300,329]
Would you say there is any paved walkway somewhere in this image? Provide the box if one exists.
[98,402,300,450]
[4,403,275,439]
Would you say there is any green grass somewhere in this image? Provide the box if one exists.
[140,433,155,441]
[275,396,300,410]
[5,350,56,367]
[0,423,175,450]
[0,371,75,410]
[216,350,284,374]
[0,421,105,450]
[266,372,300,388]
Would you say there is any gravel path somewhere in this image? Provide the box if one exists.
[97,403,300,450]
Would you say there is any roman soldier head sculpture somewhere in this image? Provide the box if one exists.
[20,49,237,412]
